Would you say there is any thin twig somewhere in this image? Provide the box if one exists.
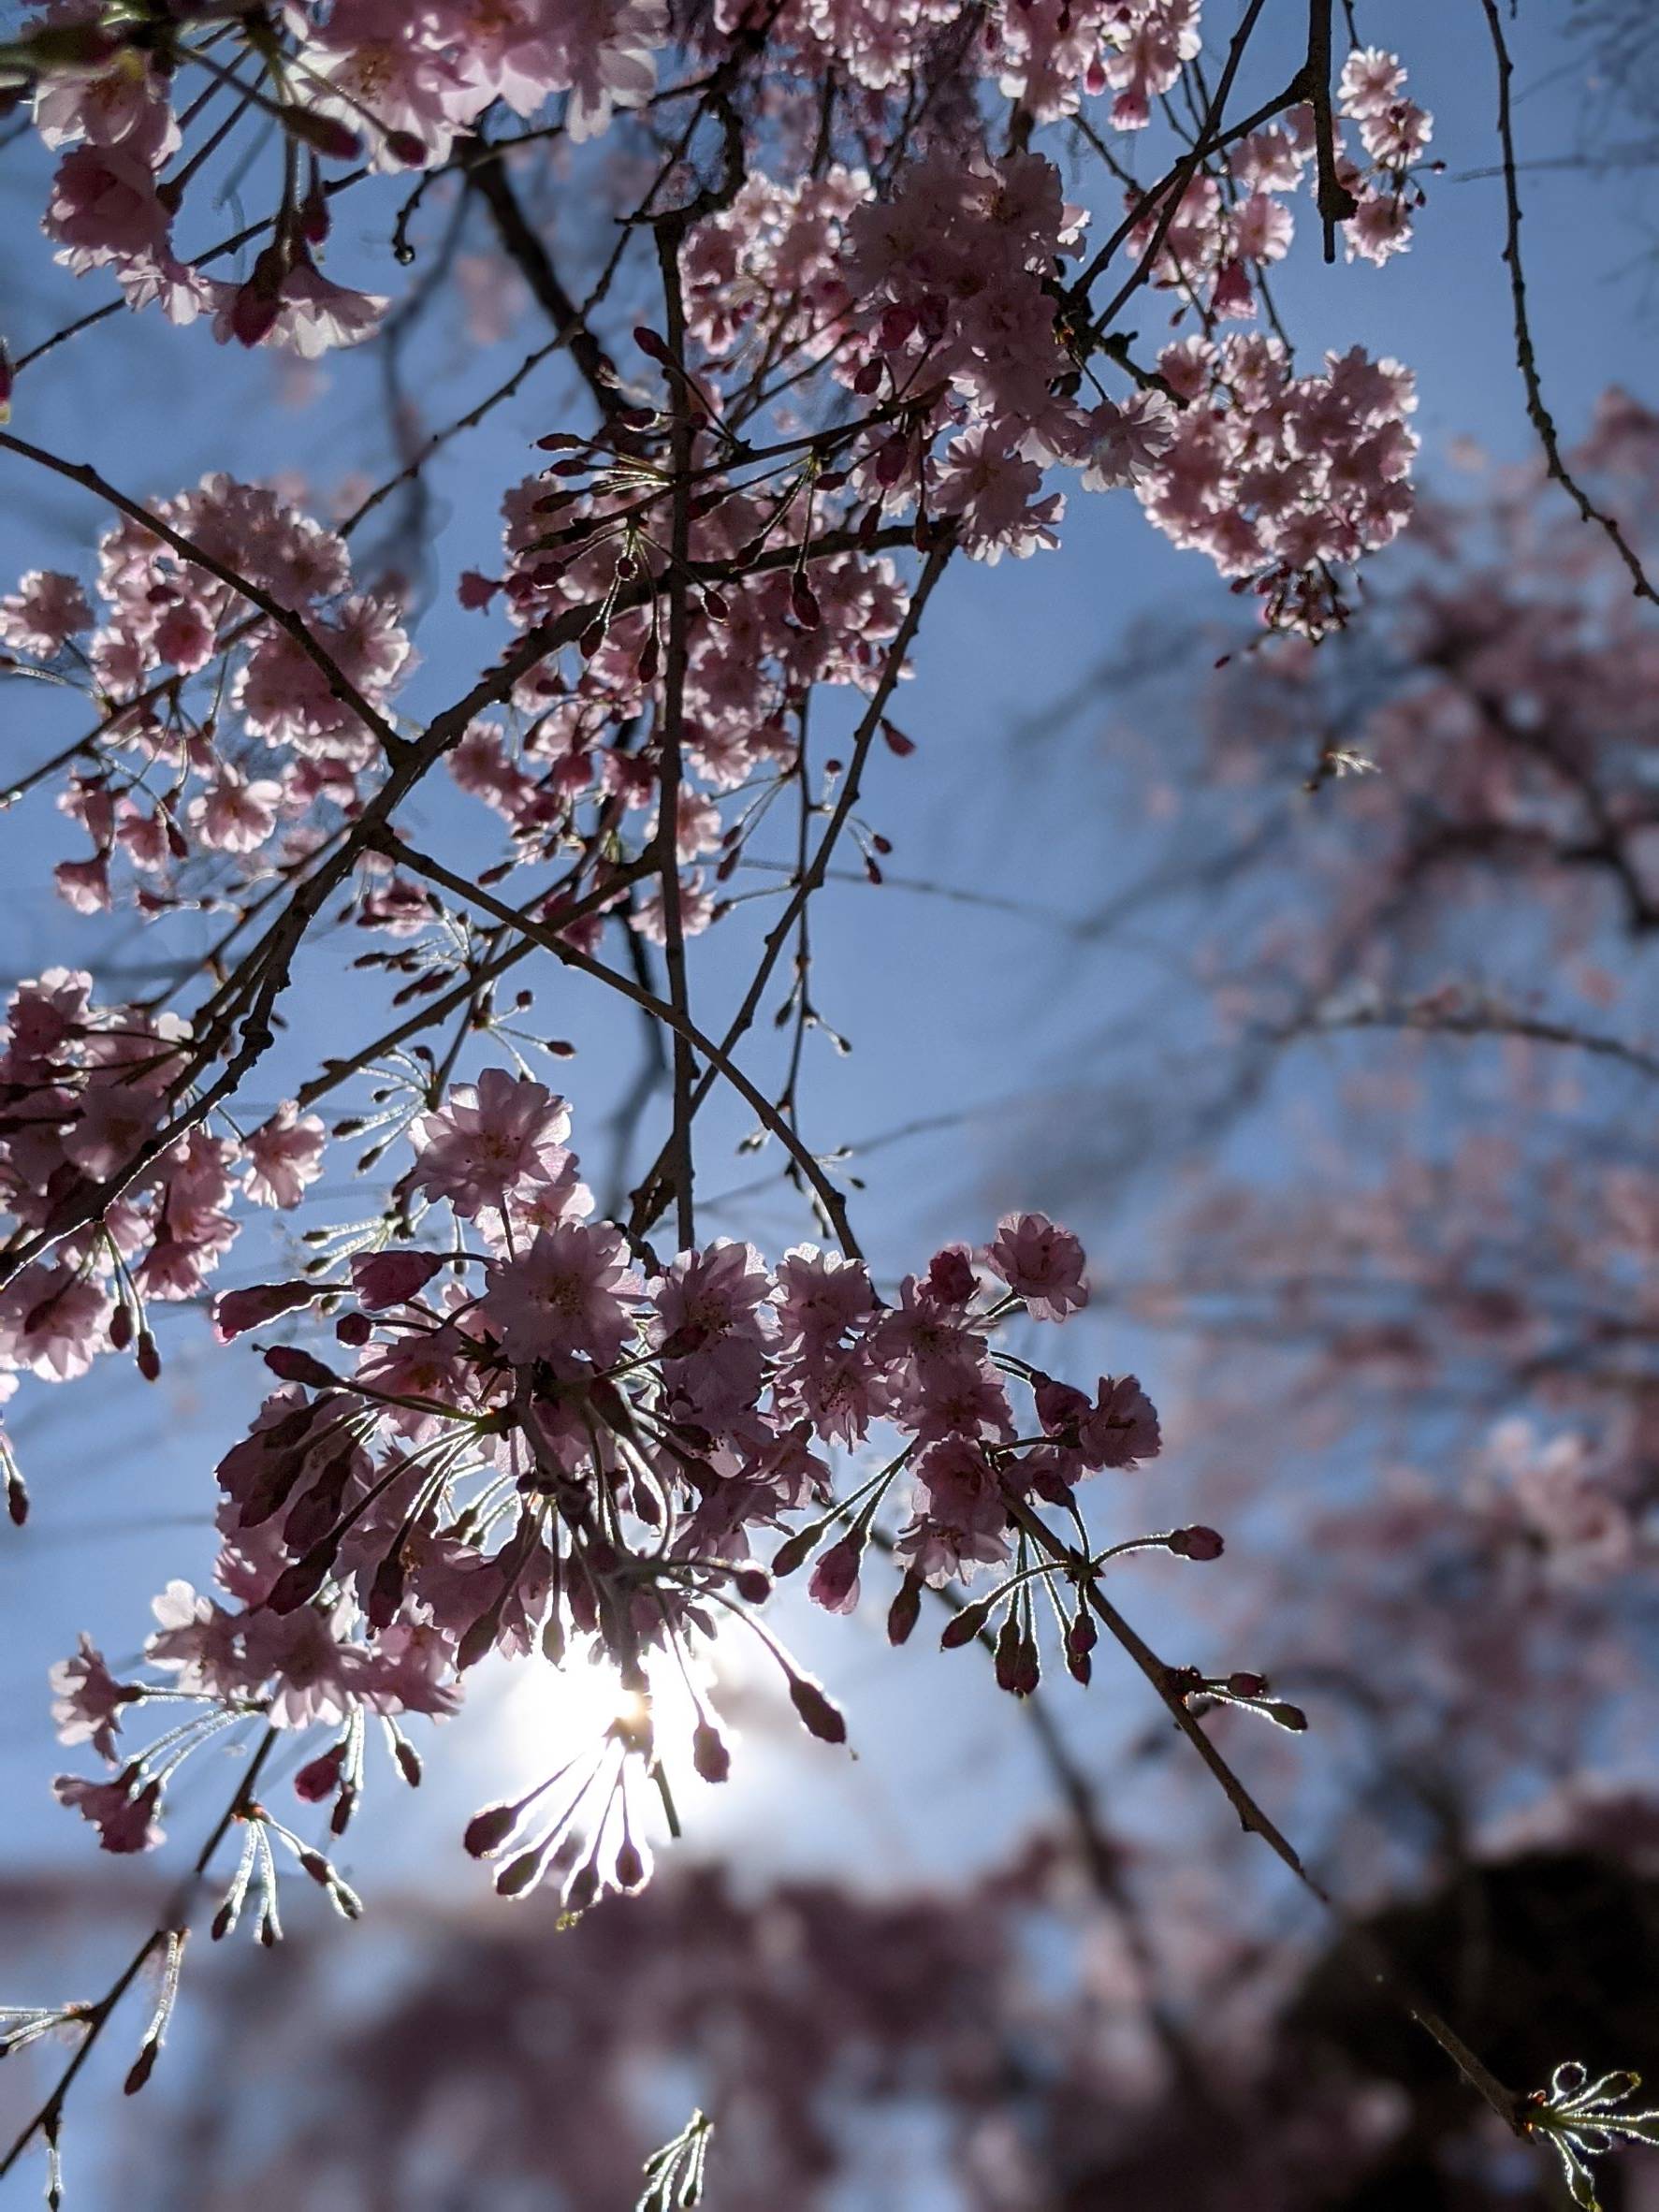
[1477,0,1659,605]
[375,830,866,1257]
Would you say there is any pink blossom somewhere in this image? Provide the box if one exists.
[362,1621,463,1716]
[481,1221,640,1365]
[145,1580,247,1698]
[808,1537,863,1614]
[1338,47,1407,119]
[437,0,670,138]
[629,869,715,944]
[931,429,1065,564]
[0,571,93,657]
[296,0,472,169]
[245,1102,327,1209]
[774,1245,876,1347]
[48,1636,131,1765]
[54,853,112,914]
[0,1267,112,1383]
[242,1603,373,1729]
[406,1069,575,1220]
[187,768,284,854]
[213,258,389,358]
[1080,391,1177,491]
[52,1770,165,1854]
[1077,1375,1161,1470]
[651,1240,776,1424]
[44,144,170,265]
[984,1212,1089,1321]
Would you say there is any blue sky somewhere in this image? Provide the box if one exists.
[0,1,1654,2195]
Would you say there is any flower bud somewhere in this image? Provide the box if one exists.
[924,1244,976,1302]
[886,1573,923,1646]
[808,1537,862,1616]
[769,1528,815,1578]
[293,1746,344,1803]
[495,1847,546,1898]
[787,1674,847,1746]
[993,1613,1023,1693]
[614,1839,649,1891]
[465,1802,517,1857]
[940,1596,995,1651]
[123,2041,159,2097]
[214,1281,320,1343]
[266,1540,338,1616]
[691,1720,731,1783]
[563,1860,601,1914]
[1167,1524,1224,1561]
[262,1344,339,1390]
[351,1249,444,1310]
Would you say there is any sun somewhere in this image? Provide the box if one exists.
[493,1631,729,1778]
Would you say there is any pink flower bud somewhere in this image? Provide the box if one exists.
[788,1675,847,1745]
[808,1538,862,1616]
[294,1747,345,1803]
[262,1345,339,1390]
[924,1244,977,1302]
[886,1574,923,1646]
[278,106,362,163]
[464,1803,518,1857]
[495,1848,546,1897]
[1168,1524,1225,1561]
[351,1248,444,1311]
[213,1281,321,1343]
[940,1597,995,1651]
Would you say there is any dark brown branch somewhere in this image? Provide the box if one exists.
[627,531,956,1241]
[458,129,624,421]
[1306,0,1358,261]
[1477,0,1659,605]
[652,214,700,1251]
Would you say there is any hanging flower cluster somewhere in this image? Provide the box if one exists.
[41,1069,1239,1919]
[6,6,1433,630]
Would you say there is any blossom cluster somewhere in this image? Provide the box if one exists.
[475,457,908,933]
[10,6,1433,629]
[667,128,1423,611]
[1126,49,1433,323]
[0,968,322,1427]
[26,0,670,353]
[3,473,409,916]
[41,1069,1203,1914]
